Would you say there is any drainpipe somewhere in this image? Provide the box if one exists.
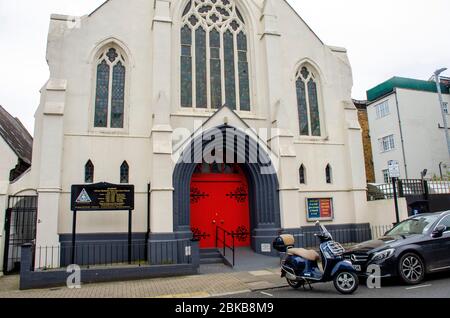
[394,89,409,179]
[145,183,151,260]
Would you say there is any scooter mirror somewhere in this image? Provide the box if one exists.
[315,220,320,226]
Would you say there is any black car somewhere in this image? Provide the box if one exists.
[344,211,450,285]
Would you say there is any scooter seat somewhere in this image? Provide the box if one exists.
[287,248,320,262]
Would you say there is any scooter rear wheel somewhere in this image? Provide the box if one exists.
[286,278,303,289]
[333,271,359,295]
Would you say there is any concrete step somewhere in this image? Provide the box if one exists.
[200,248,219,254]
[200,252,222,259]
[200,257,225,265]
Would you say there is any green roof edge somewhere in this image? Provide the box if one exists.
[367,76,450,102]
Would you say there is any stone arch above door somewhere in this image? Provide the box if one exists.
[172,125,281,254]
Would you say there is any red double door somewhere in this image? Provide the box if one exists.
[190,166,251,249]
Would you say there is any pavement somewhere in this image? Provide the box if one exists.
[0,264,288,298]
[1,254,450,298]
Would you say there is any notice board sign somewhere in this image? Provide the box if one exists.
[306,198,334,222]
[71,183,134,211]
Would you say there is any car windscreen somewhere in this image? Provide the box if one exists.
[387,215,440,236]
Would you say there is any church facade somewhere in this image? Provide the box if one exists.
[7,0,370,267]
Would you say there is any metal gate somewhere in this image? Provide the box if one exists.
[3,196,37,274]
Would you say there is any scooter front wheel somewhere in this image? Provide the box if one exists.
[333,271,359,295]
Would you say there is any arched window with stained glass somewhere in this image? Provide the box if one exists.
[85,160,94,184]
[94,46,127,129]
[120,161,129,184]
[181,0,250,111]
[295,65,322,137]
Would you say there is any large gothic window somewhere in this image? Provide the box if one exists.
[181,0,250,111]
[296,65,322,137]
[94,47,126,128]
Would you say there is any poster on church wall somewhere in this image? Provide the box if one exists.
[306,198,334,222]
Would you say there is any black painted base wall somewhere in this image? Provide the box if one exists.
[21,242,200,290]
[59,233,147,267]
[282,223,372,248]
[406,194,450,215]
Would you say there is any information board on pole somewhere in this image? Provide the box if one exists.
[388,160,400,178]
[71,183,134,212]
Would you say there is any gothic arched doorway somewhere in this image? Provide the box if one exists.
[190,163,250,249]
[173,125,282,255]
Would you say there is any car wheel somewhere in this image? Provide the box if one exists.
[398,253,425,285]
[333,271,359,295]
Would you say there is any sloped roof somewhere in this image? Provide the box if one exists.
[0,105,33,164]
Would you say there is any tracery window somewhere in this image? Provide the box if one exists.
[94,47,126,128]
[181,0,250,111]
[296,65,322,136]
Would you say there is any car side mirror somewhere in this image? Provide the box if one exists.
[432,225,446,238]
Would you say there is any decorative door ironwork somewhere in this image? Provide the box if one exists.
[190,164,250,249]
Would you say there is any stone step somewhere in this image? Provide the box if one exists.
[200,257,225,265]
[200,252,222,259]
[200,248,219,254]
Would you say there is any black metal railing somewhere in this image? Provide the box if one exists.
[215,226,250,267]
[367,178,450,201]
[295,225,394,250]
[34,240,192,271]
[398,179,426,196]
[367,182,398,200]
[428,181,450,194]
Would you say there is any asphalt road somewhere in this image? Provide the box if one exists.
[224,272,450,298]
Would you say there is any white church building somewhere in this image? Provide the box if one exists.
[1,0,378,273]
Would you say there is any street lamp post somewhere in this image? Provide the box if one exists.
[434,68,450,160]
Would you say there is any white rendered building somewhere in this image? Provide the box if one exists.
[2,0,372,271]
[367,77,450,183]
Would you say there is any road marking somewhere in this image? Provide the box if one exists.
[260,291,274,297]
[213,290,251,297]
[249,270,274,277]
[150,292,211,298]
[405,284,432,290]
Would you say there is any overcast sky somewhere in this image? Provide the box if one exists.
[0,0,449,133]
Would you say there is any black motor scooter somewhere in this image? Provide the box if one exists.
[273,221,359,295]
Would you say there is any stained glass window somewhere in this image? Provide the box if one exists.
[195,27,207,108]
[181,26,193,108]
[308,79,321,136]
[94,47,126,128]
[94,61,110,127]
[120,161,129,184]
[210,29,222,109]
[85,160,94,183]
[224,30,236,109]
[111,62,125,128]
[181,0,250,111]
[296,78,309,136]
[237,32,250,111]
[295,65,322,136]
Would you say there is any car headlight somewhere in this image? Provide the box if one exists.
[371,248,395,262]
